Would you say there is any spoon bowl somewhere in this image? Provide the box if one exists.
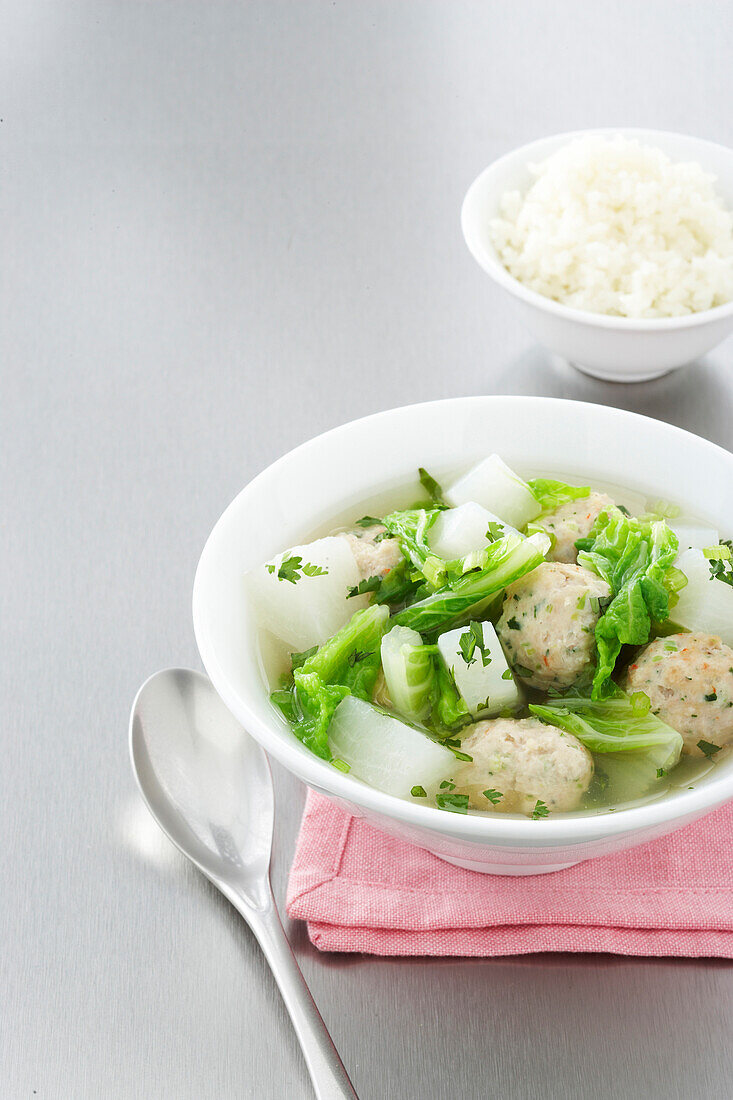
[130,667,274,904]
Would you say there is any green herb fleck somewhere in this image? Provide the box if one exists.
[501,668,513,681]
[436,791,469,814]
[270,554,328,584]
[418,466,445,505]
[507,616,521,630]
[347,575,382,598]
[707,540,733,588]
[698,740,721,758]
[355,515,382,528]
[531,800,549,819]
[458,621,491,667]
[291,645,318,671]
[410,785,427,798]
[485,521,506,542]
[347,648,370,667]
[483,788,502,805]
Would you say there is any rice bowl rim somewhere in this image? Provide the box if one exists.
[461,127,733,330]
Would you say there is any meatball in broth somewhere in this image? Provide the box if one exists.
[341,526,403,579]
[497,562,611,692]
[624,633,733,756]
[453,717,593,813]
[541,491,615,563]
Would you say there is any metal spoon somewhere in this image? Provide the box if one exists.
[129,668,358,1100]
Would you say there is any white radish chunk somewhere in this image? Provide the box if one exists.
[437,621,521,717]
[445,455,541,529]
[428,502,520,560]
[672,548,733,647]
[669,520,720,553]
[246,537,368,652]
[328,697,454,798]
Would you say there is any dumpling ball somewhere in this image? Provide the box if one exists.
[541,491,615,563]
[453,717,593,814]
[497,562,611,691]
[624,633,733,756]
[341,525,403,580]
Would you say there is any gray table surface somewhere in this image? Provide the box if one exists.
[3,2,733,1097]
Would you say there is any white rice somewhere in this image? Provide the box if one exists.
[489,136,733,318]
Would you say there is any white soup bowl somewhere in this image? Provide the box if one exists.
[193,397,733,874]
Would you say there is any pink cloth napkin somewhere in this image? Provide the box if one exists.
[286,791,733,957]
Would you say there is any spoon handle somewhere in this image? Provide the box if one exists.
[225,884,359,1099]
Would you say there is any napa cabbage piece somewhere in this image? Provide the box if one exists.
[576,508,679,698]
[528,478,591,511]
[380,626,434,723]
[272,604,389,759]
[429,659,471,732]
[381,507,445,586]
[392,531,550,636]
[530,687,683,803]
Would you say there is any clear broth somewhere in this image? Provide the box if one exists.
[255,466,730,819]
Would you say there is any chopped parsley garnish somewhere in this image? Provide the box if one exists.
[589,594,612,616]
[483,788,502,805]
[697,740,721,758]
[458,621,491,667]
[485,521,506,542]
[347,575,382,598]
[704,691,717,702]
[439,780,456,790]
[347,648,370,667]
[656,768,667,779]
[418,466,445,505]
[290,645,318,671]
[267,554,328,583]
[436,791,469,814]
[506,616,521,630]
[410,785,427,798]
[331,758,350,773]
[531,800,549,819]
[501,668,513,680]
[355,515,382,528]
[706,540,733,587]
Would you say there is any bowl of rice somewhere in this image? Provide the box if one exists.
[461,129,733,382]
